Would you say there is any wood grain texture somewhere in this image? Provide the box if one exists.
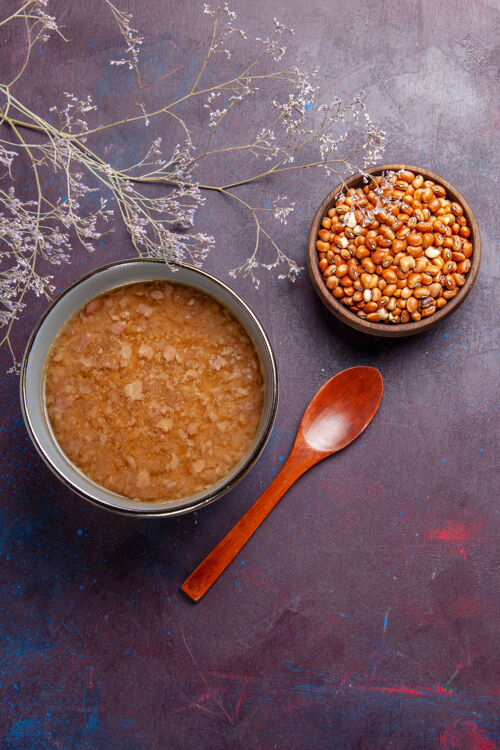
[307,164,482,337]
[182,367,383,600]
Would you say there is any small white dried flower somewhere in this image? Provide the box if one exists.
[0,0,387,370]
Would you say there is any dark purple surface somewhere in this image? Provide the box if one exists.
[1,1,499,748]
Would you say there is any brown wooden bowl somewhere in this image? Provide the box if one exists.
[307,164,481,337]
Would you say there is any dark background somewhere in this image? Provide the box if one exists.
[0,1,499,748]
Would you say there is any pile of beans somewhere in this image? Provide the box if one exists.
[316,169,473,324]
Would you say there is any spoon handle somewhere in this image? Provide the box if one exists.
[181,455,309,602]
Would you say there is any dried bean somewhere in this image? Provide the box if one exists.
[337,264,348,277]
[425,247,441,259]
[462,242,473,258]
[323,264,336,278]
[396,226,410,240]
[444,274,456,290]
[318,170,473,326]
[422,233,435,249]
[362,258,376,273]
[325,277,339,292]
[413,286,431,299]
[371,249,388,264]
[407,273,422,288]
[382,269,397,283]
[414,258,428,273]
[426,264,440,276]
[399,256,416,273]
[419,296,434,309]
[335,236,349,249]
[421,305,437,318]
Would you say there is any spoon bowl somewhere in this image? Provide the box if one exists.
[299,367,383,454]
[182,366,383,601]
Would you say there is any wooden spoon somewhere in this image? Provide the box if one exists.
[181,366,383,602]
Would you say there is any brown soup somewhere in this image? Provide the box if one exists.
[44,281,264,501]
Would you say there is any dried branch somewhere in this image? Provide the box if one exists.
[0,0,387,371]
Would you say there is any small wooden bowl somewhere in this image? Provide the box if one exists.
[307,164,481,337]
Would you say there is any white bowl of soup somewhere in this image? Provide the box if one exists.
[20,259,278,517]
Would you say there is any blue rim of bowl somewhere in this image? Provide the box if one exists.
[20,258,278,518]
